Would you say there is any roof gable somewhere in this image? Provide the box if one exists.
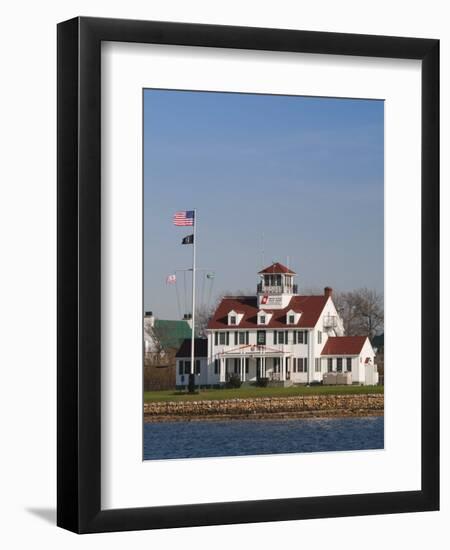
[321,336,368,356]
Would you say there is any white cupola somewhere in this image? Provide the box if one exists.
[256,262,298,309]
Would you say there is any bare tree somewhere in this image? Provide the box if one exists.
[144,347,177,391]
[333,288,384,339]
[195,303,216,337]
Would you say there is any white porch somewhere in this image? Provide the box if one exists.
[216,345,293,383]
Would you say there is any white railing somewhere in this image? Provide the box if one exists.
[323,315,338,328]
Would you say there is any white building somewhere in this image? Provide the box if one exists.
[175,262,378,388]
[175,339,208,388]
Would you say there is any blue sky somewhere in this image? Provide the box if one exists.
[143,90,384,319]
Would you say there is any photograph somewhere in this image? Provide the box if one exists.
[142,89,385,460]
[0,0,442,542]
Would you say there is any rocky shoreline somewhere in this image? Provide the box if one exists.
[144,393,384,423]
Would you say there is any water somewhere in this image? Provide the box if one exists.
[143,416,384,460]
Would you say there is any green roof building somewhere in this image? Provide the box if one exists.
[144,312,193,354]
[153,319,192,350]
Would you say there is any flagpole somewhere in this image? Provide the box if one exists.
[189,209,197,392]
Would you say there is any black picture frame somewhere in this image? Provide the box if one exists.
[57,16,439,533]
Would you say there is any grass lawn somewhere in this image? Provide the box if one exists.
[144,385,384,403]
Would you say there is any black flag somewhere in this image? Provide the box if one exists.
[182,234,194,245]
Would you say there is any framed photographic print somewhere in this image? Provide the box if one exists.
[57,17,439,533]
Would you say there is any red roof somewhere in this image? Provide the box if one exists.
[321,336,368,356]
[258,262,296,275]
[207,295,328,330]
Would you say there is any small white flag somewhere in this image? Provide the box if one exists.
[166,274,176,285]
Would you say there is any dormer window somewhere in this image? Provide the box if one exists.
[286,309,301,325]
[227,310,243,326]
[257,310,272,325]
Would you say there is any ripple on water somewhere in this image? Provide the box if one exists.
[143,416,384,460]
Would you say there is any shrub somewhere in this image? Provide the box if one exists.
[256,377,269,387]
[226,374,242,388]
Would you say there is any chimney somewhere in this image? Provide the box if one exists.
[183,313,193,328]
[144,311,155,327]
[324,287,333,299]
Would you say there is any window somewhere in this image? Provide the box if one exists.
[184,361,191,374]
[230,316,236,325]
[346,358,352,372]
[219,332,229,345]
[289,314,295,324]
[277,331,287,344]
[239,332,246,345]
[337,358,343,372]
[178,360,183,375]
[257,330,266,345]
[298,357,308,373]
[327,358,333,372]
[214,359,219,374]
[296,331,308,344]
[317,330,322,344]
[260,315,266,325]
[195,360,200,375]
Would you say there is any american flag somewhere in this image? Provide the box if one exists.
[173,210,195,226]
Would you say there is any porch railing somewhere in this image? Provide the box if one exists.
[257,283,298,294]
